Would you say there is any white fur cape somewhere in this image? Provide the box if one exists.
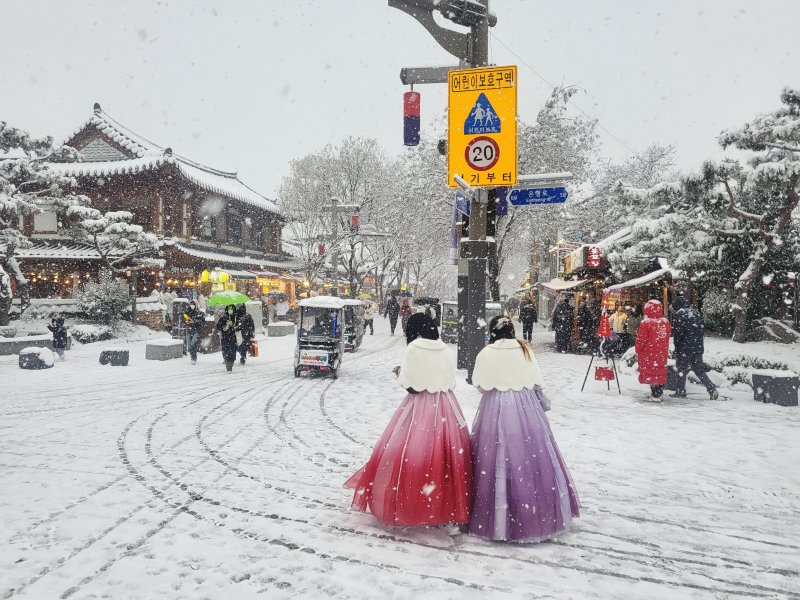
[398,338,456,393]
[471,338,544,391]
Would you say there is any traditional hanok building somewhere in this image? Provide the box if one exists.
[19,103,300,300]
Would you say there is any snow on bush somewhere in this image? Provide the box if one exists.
[71,324,113,344]
[76,270,130,326]
[702,288,735,334]
[19,346,55,367]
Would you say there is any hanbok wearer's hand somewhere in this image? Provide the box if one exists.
[534,384,542,393]
[392,365,401,378]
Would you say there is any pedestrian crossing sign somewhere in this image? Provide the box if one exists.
[448,65,517,188]
[464,93,501,135]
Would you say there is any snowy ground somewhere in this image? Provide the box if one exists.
[1,318,799,599]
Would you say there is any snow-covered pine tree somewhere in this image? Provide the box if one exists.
[0,121,89,325]
[712,87,800,342]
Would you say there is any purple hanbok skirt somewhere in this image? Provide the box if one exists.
[469,387,580,542]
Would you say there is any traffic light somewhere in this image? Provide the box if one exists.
[403,90,420,146]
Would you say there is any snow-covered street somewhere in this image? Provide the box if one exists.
[2,318,798,599]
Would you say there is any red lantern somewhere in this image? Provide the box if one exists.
[318,244,326,255]
[597,314,611,338]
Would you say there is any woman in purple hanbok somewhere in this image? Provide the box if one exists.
[469,316,580,542]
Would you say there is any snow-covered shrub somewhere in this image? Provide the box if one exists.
[706,353,791,373]
[702,288,734,334]
[70,324,113,344]
[76,271,130,326]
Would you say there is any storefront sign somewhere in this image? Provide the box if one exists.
[566,245,603,272]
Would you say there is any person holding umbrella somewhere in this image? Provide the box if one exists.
[217,304,240,373]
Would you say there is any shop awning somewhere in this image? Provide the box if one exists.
[539,278,588,292]
[224,269,258,280]
[606,268,670,292]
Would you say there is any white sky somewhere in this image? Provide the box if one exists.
[2,0,798,199]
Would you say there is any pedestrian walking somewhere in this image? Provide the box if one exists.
[469,316,580,542]
[345,313,473,528]
[216,304,239,373]
[236,304,255,365]
[364,301,376,335]
[552,297,574,353]
[47,316,68,361]
[384,295,400,336]
[399,299,413,335]
[635,299,671,402]
[519,297,538,342]
[671,297,719,400]
[182,300,204,364]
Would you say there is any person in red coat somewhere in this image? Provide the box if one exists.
[635,299,671,402]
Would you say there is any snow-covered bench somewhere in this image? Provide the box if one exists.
[267,321,295,337]
[751,369,798,407]
[19,347,55,370]
[722,366,799,407]
[145,339,184,361]
[100,347,129,366]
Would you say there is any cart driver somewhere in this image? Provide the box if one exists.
[309,316,333,336]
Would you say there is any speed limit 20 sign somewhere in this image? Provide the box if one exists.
[448,65,517,188]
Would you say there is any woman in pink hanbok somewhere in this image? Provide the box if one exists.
[345,313,472,526]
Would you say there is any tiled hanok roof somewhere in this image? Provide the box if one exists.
[49,104,280,215]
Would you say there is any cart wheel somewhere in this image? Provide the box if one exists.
[294,367,300,378]
[331,369,338,379]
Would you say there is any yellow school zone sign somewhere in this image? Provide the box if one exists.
[448,65,517,188]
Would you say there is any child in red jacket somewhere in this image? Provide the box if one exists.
[635,300,671,402]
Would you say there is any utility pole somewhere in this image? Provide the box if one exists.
[330,197,340,296]
[390,0,496,380]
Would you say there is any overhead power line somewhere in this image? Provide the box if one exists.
[490,33,638,157]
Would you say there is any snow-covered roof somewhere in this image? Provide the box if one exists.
[539,278,589,292]
[51,104,280,215]
[342,299,364,306]
[2,239,125,260]
[605,268,671,291]
[596,226,633,250]
[172,243,301,271]
[299,296,347,309]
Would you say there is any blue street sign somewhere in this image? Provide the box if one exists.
[464,93,501,135]
[455,190,470,216]
[508,186,568,206]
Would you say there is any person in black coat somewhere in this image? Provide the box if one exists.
[236,304,255,365]
[671,296,718,399]
[182,300,205,364]
[384,295,401,336]
[552,297,574,353]
[47,316,68,361]
[577,299,596,353]
[216,305,239,373]
[518,298,538,342]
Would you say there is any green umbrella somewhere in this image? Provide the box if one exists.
[206,291,251,307]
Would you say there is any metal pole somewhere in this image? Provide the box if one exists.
[331,197,339,297]
[464,4,491,382]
